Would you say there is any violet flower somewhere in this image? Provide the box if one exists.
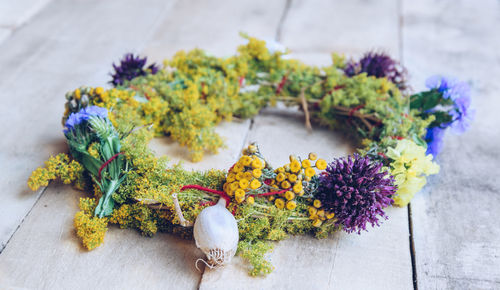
[344,52,407,90]
[315,154,396,234]
[110,53,159,86]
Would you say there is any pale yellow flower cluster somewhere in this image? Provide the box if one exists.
[386,139,440,207]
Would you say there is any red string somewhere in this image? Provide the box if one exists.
[378,152,388,159]
[238,76,245,87]
[129,85,150,100]
[98,152,124,181]
[276,75,288,94]
[348,104,366,119]
[180,185,231,206]
[199,200,217,207]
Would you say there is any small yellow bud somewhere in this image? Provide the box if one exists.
[288,174,297,183]
[250,179,261,190]
[313,199,322,208]
[315,159,327,170]
[252,168,262,178]
[301,159,311,168]
[308,206,317,216]
[312,219,323,227]
[239,179,250,189]
[275,198,285,209]
[308,152,318,161]
[246,196,255,205]
[292,183,303,194]
[286,200,297,210]
[284,191,295,201]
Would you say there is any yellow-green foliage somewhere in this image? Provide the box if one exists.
[74,198,108,250]
[28,153,85,191]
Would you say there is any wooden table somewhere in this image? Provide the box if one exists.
[0,0,498,289]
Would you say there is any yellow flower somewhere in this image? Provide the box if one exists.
[284,191,295,201]
[275,198,285,209]
[234,189,245,199]
[250,179,261,190]
[235,172,244,180]
[234,163,244,173]
[276,172,285,182]
[290,160,301,173]
[239,179,250,189]
[252,168,262,178]
[241,156,252,166]
[251,158,263,169]
[235,195,245,204]
[308,152,318,161]
[227,173,236,182]
[308,206,317,216]
[312,219,323,227]
[304,167,316,178]
[281,180,291,189]
[276,167,285,173]
[230,182,239,191]
[313,199,322,208]
[315,159,327,170]
[248,144,257,153]
[288,174,297,183]
[95,87,104,95]
[246,196,255,205]
[243,171,253,180]
[297,190,305,196]
[387,139,440,207]
[292,183,303,194]
[301,159,311,168]
[326,212,335,219]
[286,201,297,210]
[268,196,275,202]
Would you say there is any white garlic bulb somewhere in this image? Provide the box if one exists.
[193,198,239,270]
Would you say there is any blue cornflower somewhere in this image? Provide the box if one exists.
[425,127,446,156]
[64,106,108,133]
[450,96,475,134]
[81,106,108,119]
[425,75,474,134]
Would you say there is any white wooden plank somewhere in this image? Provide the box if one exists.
[200,105,413,290]
[0,183,203,290]
[0,0,177,252]
[0,0,287,288]
[0,28,12,44]
[0,0,191,287]
[142,0,288,60]
[0,0,52,28]
[280,0,400,57]
[403,0,500,288]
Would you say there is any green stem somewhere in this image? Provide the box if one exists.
[95,179,120,218]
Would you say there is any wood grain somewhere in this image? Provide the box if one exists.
[403,0,500,288]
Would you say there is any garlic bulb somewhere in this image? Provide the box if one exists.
[193,198,239,269]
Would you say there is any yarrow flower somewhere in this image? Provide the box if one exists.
[344,52,407,90]
[386,139,440,207]
[423,75,475,155]
[315,154,396,234]
[64,106,108,133]
[110,53,159,87]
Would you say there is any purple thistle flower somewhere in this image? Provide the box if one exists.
[344,52,407,90]
[315,154,396,234]
[425,127,446,156]
[64,106,108,133]
[110,53,159,87]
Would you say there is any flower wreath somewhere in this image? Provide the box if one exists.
[28,36,473,276]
